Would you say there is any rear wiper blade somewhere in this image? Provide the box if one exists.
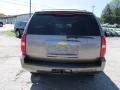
[66,35,94,39]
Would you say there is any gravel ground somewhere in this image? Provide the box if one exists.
[0,34,120,90]
[0,24,14,31]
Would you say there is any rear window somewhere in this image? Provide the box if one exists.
[15,22,27,27]
[15,22,20,27]
[21,22,27,27]
[27,14,100,36]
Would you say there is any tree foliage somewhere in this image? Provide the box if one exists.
[101,0,120,24]
[101,4,113,24]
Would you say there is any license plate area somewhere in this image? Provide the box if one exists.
[47,45,79,56]
[51,69,72,74]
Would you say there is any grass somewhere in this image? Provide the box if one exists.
[1,31,15,37]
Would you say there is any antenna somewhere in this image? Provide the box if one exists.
[29,0,31,17]
[92,5,95,13]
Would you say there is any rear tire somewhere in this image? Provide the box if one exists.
[31,72,42,83]
[16,30,21,38]
[86,74,96,77]
[85,71,102,77]
[105,33,108,37]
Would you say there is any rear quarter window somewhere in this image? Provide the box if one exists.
[15,22,21,27]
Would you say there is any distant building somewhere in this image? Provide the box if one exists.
[0,15,16,24]
[0,13,33,24]
[0,12,6,23]
[0,12,6,17]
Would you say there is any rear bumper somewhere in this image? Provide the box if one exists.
[20,56,106,74]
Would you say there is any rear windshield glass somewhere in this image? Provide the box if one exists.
[27,14,100,36]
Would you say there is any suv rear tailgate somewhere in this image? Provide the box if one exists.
[26,13,101,62]
[26,35,101,62]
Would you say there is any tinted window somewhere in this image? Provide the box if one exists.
[15,21,26,27]
[15,22,21,27]
[21,22,27,27]
[27,14,100,36]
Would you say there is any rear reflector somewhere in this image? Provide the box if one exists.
[21,35,26,55]
[100,36,106,57]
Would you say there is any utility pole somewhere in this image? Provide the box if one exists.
[30,0,31,17]
[92,5,95,13]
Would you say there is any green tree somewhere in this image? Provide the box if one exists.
[101,4,114,24]
[96,17,103,24]
[101,0,120,24]
[110,0,120,24]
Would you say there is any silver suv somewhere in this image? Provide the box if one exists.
[21,10,106,74]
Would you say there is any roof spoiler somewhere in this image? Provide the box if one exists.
[35,10,93,15]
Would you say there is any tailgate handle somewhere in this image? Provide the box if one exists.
[66,39,80,42]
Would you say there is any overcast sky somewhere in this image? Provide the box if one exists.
[0,0,111,17]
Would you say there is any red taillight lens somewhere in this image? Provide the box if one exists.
[100,36,106,57]
[21,35,26,55]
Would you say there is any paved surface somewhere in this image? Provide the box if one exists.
[0,24,14,31]
[0,34,120,90]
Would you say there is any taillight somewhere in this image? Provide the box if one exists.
[100,36,106,57]
[21,35,26,55]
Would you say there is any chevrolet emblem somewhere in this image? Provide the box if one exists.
[58,42,68,48]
